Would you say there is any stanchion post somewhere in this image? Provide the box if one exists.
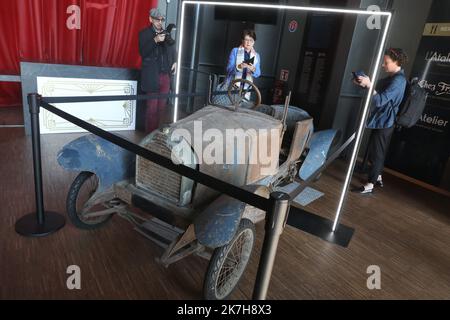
[15,93,65,237]
[252,192,290,300]
[30,93,45,223]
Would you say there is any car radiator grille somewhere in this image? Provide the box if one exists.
[136,132,181,203]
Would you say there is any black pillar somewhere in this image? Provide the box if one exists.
[15,93,65,237]
[253,192,290,300]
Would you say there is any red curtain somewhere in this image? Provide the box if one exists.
[0,2,21,107]
[0,0,156,108]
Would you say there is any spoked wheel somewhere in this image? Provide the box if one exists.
[203,219,256,300]
[227,79,262,110]
[66,171,114,229]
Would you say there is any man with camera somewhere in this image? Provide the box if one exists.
[139,8,177,133]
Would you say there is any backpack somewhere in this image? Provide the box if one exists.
[396,77,428,128]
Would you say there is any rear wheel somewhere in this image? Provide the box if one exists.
[67,171,113,229]
[203,219,256,300]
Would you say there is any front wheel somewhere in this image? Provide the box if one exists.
[203,219,256,300]
[67,171,113,229]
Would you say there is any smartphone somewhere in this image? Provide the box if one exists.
[352,71,366,80]
[244,57,255,65]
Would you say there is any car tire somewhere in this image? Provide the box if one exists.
[67,171,113,229]
[203,219,256,300]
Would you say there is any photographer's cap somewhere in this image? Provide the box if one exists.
[149,8,165,19]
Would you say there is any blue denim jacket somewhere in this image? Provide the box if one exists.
[367,69,407,129]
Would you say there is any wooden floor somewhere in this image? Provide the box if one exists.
[0,107,23,126]
[0,127,449,299]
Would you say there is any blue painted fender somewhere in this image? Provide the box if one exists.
[57,134,136,193]
[194,195,246,248]
[194,185,269,248]
[298,129,339,181]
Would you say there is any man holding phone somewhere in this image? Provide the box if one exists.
[139,8,177,133]
[352,48,408,194]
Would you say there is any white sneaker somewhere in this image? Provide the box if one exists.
[376,176,384,188]
[358,183,374,194]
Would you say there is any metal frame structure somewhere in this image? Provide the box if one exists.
[175,1,392,232]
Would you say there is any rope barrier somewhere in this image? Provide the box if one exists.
[42,88,266,104]
[41,100,273,212]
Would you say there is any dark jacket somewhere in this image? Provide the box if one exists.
[139,26,177,92]
[367,69,407,129]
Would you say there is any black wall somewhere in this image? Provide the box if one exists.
[386,0,450,190]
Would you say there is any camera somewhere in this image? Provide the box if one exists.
[156,23,176,45]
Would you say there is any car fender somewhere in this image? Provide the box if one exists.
[194,185,270,248]
[57,134,135,193]
[298,129,339,180]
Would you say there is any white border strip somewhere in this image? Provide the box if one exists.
[182,1,391,15]
[332,14,392,231]
[174,1,392,233]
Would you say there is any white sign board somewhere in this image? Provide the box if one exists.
[37,77,137,134]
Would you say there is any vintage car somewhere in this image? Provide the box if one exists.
[57,80,338,300]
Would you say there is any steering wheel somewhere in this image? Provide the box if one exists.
[227,79,262,110]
